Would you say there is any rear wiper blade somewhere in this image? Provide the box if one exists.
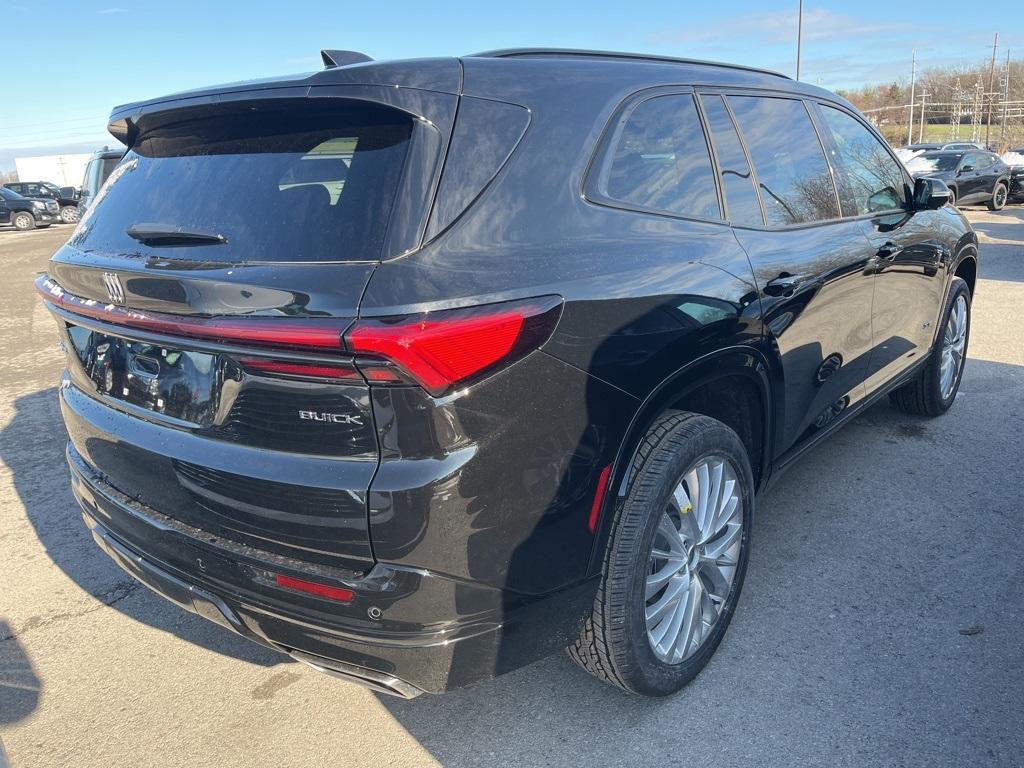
[126,223,227,247]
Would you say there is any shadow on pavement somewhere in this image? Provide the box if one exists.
[0,621,40,726]
[375,359,1024,767]
[1,388,287,669]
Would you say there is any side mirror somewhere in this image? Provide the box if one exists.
[913,177,952,210]
[958,164,974,174]
[59,186,76,199]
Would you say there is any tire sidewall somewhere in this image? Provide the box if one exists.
[13,212,34,231]
[992,182,1007,210]
[615,419,754,695]
[930,278,971,411]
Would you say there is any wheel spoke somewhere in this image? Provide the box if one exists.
[657,513,687,557]
[646,558,685,599]
[703,521,741,563]
[672,484,701,542]
[646,573,688,627]
[668,578,703,662]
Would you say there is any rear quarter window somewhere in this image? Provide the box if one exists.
[588,93,721,221]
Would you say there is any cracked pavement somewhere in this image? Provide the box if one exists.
[1,208,1023,767]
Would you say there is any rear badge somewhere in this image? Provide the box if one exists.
[102,272,125,304]
[298,410,363,426]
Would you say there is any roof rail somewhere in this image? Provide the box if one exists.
[468,48,790,80]
[321,50,373,69]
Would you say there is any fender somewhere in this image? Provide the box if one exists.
[585,344,775,577]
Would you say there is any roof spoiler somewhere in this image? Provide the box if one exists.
[321,50,373,69]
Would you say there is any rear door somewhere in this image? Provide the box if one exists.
[703,92,878,456]
[44,93,454,570]
[957,152,987,202]
[812,101,946,395]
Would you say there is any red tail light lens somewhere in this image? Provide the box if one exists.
[239,359,361,381]
[345,296,562,395]
[274,573,355,603]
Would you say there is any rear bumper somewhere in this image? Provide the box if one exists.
[69,445,597,694]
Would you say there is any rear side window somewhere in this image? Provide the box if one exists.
[591,94,721,221]
[728,96,839,227]
[699,95,763,227]
[817,104,906,216]
[76,101,413,263]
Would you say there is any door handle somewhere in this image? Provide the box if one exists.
[764,273,809,297]
[875,242,901,261]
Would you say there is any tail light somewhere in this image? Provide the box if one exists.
[345,296,562,395]
[38,276,561,395]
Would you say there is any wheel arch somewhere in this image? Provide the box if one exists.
[586,346,773,576]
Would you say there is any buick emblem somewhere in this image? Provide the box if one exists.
[102,272,125,304]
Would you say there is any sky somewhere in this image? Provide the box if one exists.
[2,0,1022,169]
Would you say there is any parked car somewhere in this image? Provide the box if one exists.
[904,149,1009,209]
[38,48,977,698]
[904,141,984,152]
[1001,148,1024,202]
[77,147,124,215]
[4,181,80,223]
[0,186,58,229]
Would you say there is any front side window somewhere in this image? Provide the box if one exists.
[592,94,721,220]
[728,96,839,227]
[817,104,906,216]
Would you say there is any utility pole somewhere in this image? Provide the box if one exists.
[950,78,964,141]
[907,49,917,146]
[918,91,930,143]
[1000,49,1011,144]
[985,33,998,147]
[795,0,803,81]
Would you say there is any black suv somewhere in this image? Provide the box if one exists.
[1002,148,1024,202]
[1,186,58,229]
[905,149,1010,209]
[39,49,977,698]
[77,147,124,215]
[3,181,80,223]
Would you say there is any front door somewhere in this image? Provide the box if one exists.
[811,101,948,394]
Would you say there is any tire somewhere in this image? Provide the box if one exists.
[59,205,79,223]
[947,187,957,208]
[889,277,970,417]
[568,411,754,696]
[12,211,34,231]
[987,182,1008,211]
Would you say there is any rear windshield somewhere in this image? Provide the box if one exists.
[74,101,413,263]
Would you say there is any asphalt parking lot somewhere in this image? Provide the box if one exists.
[1,210,1022,768]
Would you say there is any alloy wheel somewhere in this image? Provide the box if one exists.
[13,213,31,230]
[940,294,968,399]
[645,455,743,664]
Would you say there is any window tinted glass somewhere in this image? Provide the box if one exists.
[974,153,995,169]
[699,94,763,226]
[0,187,20,200]
[75,102,412,263]
[597,94,720,220]
[728,96,839,226]
[817,104,906,216]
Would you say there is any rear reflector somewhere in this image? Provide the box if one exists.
[346,296,562,395]
[274,573,355,603]
[588,464,613,533]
